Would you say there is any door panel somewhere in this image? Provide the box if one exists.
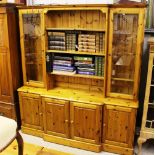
[0,13,6,47]
[107,8,145,99]
[0,51,12,102]
[70,102,102,144]
[0,12,12,102]
[42,98,69,138]
[103,105,136,148]
[19,92,43,130]
[19,10,44,87]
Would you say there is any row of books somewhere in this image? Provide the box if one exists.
[46,54,104,76]
[95,56,104,76]
[47,31,105,53]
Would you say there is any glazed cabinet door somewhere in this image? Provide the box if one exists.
[103,105,136,148]
[19,9,45,87]
[19,92,43,130]
[0,11,12,103]
[107,8,145,99]
[42,97,70,138]
[70,102,102,144]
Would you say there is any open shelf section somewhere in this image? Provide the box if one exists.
[46,50,105,56]
[46,28,106,32]
[50,71,104,80]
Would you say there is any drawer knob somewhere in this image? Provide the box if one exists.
[65,120,69,123]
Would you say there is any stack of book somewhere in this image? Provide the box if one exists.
[95,56,104,76]
[53,55,76,74]
[78,34,96,53]
[48,32,66,51]
[74,56,95,75]
[95,33,104,53]
[66,33,76,51]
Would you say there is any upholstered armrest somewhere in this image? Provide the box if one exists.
[0,116,17,151]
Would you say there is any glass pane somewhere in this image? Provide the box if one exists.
[111,14,138,94]
[23,14,43,82]
[111,80,133,95]
[146,104,154,128]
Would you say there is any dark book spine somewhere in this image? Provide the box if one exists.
[46,52,53,73]
[49,41,65,46]
[54,56,73,61]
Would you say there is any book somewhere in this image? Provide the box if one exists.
[49,41,65,46]
[78,39,95,46]
[53,65,75,71]
[48,32,65,36]
[54,60,72,64]
[53,61,73,67]
[74,56,93,61]
[95,57,98,76]
[75,63,95,68]
[52,70,76,75]
[46,52,53,72]
[54,56,73,61]
[77,70,95,75]
[79,34,96,39]
[75,61,93,65]
[78,67,95,72]
[48,36,65,41]
[78,44,96,49]
[49,46,66,51]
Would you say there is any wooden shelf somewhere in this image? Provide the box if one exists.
[46,28,105,32]
[112,77,134,82]
[50,71,104,80]
[47,50,105,56]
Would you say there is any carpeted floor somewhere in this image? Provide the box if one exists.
[0,140,73,155]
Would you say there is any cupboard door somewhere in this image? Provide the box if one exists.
[19,92,43,130]
[70,102,102,144]
[103,105,136,148]
[42,98,69,138]
[107,8,145,99]
[19,10,45,87]
[0,13,12,102]
[0,51,12,102]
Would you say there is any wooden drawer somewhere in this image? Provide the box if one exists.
[0,102,15,119]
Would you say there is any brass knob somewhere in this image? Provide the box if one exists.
[70,120,74,124]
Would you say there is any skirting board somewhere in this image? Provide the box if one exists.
[43,133,101,152]
[21,126,43,138]
[102,143,133,155]
[21,127,101,152]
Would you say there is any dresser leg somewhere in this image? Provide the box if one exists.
[137,137,146,155]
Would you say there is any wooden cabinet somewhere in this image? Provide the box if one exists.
[0,6,21,119]
[18,3,146,155]
[42,97,69,138]
[103,105,137,154]
[70,102,102,144]
[107,8,145,100]
[19,92,43,130]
